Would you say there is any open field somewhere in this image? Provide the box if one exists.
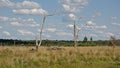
[0,46,120,68]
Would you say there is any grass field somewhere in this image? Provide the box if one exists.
[0,46,120,68]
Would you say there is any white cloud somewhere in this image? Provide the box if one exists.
[62,4,70,11]
[11,22,21,26]
[105,32,114,37]
[67,24,74,29]
[68,13,76,20]
[112,22,120,26]
[0,0,13,8]
[59,0,89,22]
[17,29,35,36]
[47,28,56,32]
[95,30,114,38]
[3,31,11,36]
[111,16,118,20]
[56,31,72,36]
[0,16,9,22]
[43,34,51,38]
[0,26,2,28]
[59,0,89,13]
[86,21,96,26]
[0,0,40,9]
[13,0,40,9]
[95,25,107,29]
[0,16,39,27]
[0,0,48,15]
[13,9,48,15]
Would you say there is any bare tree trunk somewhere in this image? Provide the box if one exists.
[74,22,77,47]
[38,16,46,47]
[36,36,38,51]
[110,36,116,58]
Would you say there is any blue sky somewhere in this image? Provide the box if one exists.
[0,0,120,40]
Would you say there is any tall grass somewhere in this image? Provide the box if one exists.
[0,46,120,68]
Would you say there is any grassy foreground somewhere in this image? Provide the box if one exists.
[0,46,120,68]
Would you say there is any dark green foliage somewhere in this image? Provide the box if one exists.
[0,39,120,46]
[83,36,88,43]
[90,37,93,42]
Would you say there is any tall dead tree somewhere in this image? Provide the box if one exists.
[36,14,53,51]
[74,21,77,47]
[110,36,116,58]
[110,36,116,48]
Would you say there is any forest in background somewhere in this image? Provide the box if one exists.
[0,36,120,46]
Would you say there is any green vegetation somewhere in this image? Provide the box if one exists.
[0,46,120,68]
[1,38,120,46]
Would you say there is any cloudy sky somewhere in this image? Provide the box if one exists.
[0,0,120,40]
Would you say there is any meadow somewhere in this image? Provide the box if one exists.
[0,46,120,68]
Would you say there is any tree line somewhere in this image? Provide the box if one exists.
[0,37,120,46]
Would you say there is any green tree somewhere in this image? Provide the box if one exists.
[90,37,93,42]
[83,36,88,43]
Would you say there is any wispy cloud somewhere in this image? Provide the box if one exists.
[3,31,11,36]
[47,28,57,32]
[17,29,35,36]
[56,31,72,36]
[95,25,107,29]
[13,8,48,15]
[112,22,120,26]
[0,26,2,28]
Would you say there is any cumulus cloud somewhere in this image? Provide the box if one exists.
[0,0,39,9]
[86,21,96,26]
[13,0,40,9]
[17,29,35,36]
[11,22,21,26]
[0,0,48,15]
[68,13,76,20]
[3,31,11,36]
[67,24,74,29]
[59,0,89,22]
[0,16,39,27]
[47,28,56,32]
[59,0,89,13]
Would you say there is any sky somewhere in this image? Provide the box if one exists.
[0,0,120,40]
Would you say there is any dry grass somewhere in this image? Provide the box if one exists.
[0,46,120,68]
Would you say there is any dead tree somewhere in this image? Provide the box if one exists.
[36,14,53,51]
[110,36,116,58]
[74,21,77,47]
[110,36,116,48]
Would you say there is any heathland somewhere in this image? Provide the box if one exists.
[0,46,120,68]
